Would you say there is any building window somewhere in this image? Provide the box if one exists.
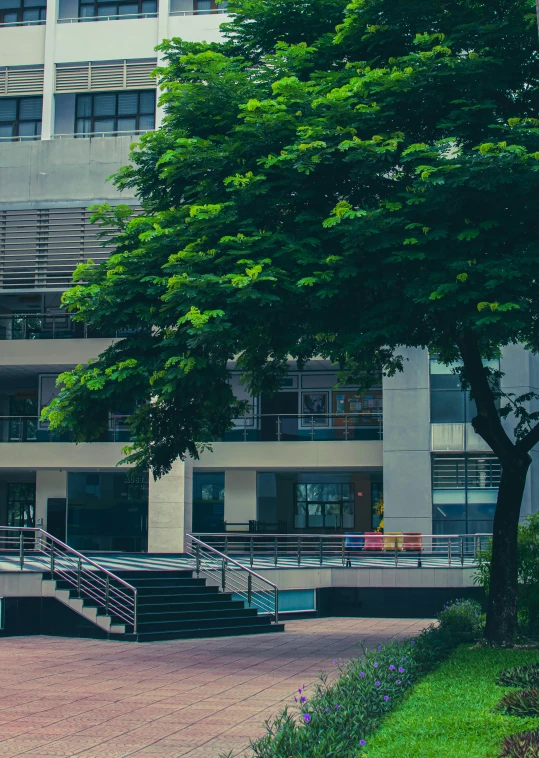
[430,357,499,423]
[0,0,46,25]
[432,454,500,534]
[294,483,354,530]
[75,91,155,136]
[0,97,42,141]
[192,472,224,533]
[78,0,156,20]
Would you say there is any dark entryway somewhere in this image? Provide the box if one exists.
[261,392,298,441]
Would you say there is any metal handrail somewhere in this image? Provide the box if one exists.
[51,129,153,139]
[227,411,382,441]
[169,7,227,14]
[0,135,40,142]
[0,312,146,339]
[58,11,156,22]
[0,526,137,631]
[0,18,45,26]
[186,534,279,622]
[192,532,492,569]
[0,415,130,443]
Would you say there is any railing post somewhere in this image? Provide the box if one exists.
[274,537,278,567]
[342,537,345,566]
[19,531,24,570]
[310,417,315,441]
[133,590,138,634]
[461,536,464,567]
[105,575,110,614]
[448,538,452,566]
[221,558,226,591]
[243,415,247,442]
[247,573,252,607]
[250,537,254,568]
[77,557,82,596]
[344,414,349,441]
[394,538,398,567]
[277,415,281,442]
[297,537,301,566]
[195,543,200,577]
[224,536,228,556]
[319,537,323,566]
[274,586,279,624]
[50,545,55,574]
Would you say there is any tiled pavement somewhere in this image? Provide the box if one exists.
[0,617,429,758]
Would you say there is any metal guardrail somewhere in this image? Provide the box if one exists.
[51,129,153,139]
[0,526,137,630]
[0,18,46,27]
[0,312,146,339]
[0,135,41,142]
[0,415,131,442]
[58,11,156,22]
[192,532,492,568]
[226,412,383,441]
[169,8,227,14]
[186,534,279,622]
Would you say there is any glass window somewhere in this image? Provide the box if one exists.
[75,91,155,136]
[77,0,158,19]
[0,0,45,22]
[192,472,224,532]
[0,97,41,141]
[430,391,465,423]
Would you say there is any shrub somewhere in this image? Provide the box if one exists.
[496,689,539,718]
[498,665,539,689]
[500,730,539,757]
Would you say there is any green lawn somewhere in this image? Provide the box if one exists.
[362,646,539,758]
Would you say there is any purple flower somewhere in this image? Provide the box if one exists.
[397,680,402,685]
[303,714,311,723]
[398,667,405,673]
[294,697,298,703]
[410,640,415,646]
[333,659,338,664]
[325,707,331,713]
[374,662,379,668]
[389,665,396,671]
[298,688,302,694]
[375,681,381,687]
[335,704,340,710]
[360,740,366,747]
[384,696,389,702]
[360,672,365,678]
[301,696,306,704]
[377,645,382,651]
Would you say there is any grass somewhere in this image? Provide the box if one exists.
[362,646,539,758]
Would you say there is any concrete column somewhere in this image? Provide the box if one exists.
[155,0,170,129]
[383,347,432,534]
[41,0,58,140]
[35,470,66,529]
[224,470,257,527]
[148,458,192,552]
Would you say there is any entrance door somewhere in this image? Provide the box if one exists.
[7,483,35,527]
[261,392,298,441]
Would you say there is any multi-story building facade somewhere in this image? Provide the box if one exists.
[1,1,538,565]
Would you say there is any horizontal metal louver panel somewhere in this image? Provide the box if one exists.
[55,60,156,93]
[432,455,501,490]
[0,207,139,291]
[0,66,44,96]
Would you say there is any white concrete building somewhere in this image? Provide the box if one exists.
[0,0,537,566]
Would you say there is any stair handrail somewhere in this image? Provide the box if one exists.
[0,526,138,632]
[186,534,279,622]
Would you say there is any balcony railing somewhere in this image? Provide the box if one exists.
[0,312,137,340]
[0,416,131,442]
[193,532,492,569]
[52,129,153,139]
[0,18,46,27]
[0,134,41,143]
[58,11,156,22]
[169,8,227,14]
[221,412,383,441]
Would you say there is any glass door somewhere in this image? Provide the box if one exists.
[7,483,36,527]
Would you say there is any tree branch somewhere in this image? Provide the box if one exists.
[516,420,539,453]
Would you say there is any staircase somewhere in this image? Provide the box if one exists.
[42,567,284,641]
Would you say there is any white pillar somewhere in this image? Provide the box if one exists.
[148,458,192,552]
[35,470,66,529]
[41,0,58,139]
[383,347,432,534]
[224,470,257,528]
[155,0,170,129]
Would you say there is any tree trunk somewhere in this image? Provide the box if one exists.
[484,452,530,646]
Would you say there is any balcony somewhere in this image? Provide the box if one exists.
[52,129,152,140]
[0,415,130,442]
[220,413,383,442]
[0,312,126,340]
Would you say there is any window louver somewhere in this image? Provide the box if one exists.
[0,207,139,291]
[55,60,156,93]
[0,66,44,96]
[432,455,501,490]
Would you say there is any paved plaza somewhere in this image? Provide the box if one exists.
[0,617,429,758]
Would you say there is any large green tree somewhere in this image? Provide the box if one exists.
[45,0,539,644]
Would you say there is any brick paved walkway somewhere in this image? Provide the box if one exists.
[0,617,429,758]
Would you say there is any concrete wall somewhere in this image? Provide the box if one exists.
[0,138,136,210]
[54,18,159,63]
[0,443,129,469]
[0,338,114,367]
[383,347,432,534]
[148,458,192,552]
[35,469,66,530]
[0,25,46,66]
